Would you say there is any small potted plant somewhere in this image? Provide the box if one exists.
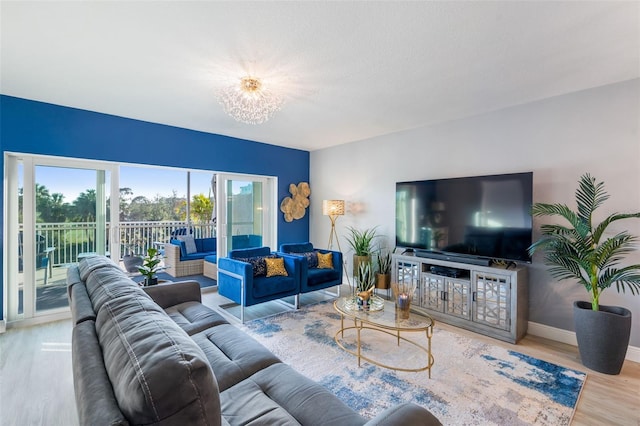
[138,247,162,286]
[528,174,640,374]
[345,226,379,276]
[375,250,392,290]
[355,261,376,310]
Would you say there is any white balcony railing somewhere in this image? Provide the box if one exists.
[20,221,216,267]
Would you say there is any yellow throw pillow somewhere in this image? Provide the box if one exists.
[265,257,288,277]
[317,252,333,269]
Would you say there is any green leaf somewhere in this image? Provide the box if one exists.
[527,174,640,306]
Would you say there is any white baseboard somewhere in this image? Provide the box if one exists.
[528,321,640,363]
[0,319,5,333]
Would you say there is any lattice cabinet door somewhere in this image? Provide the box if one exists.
[420,273,445,311]
[445,278,472,320]
[394,258,420,297]
[472,272,511,331]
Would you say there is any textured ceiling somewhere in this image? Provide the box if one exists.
[1,1,638,151]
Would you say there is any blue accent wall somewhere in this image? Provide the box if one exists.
[0,95,310,320]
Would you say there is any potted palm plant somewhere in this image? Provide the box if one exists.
[345,226,379,276]
[528,173,640,374]
[138,247,163,286]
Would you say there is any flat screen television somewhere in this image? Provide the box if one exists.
[396,172,533,264]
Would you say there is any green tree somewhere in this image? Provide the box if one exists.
[119,187,134,221]
[191,193,213,223]
[128,195,153,221]
[46,193,68,223]
[72,190,97,221]
[176,193,213,223]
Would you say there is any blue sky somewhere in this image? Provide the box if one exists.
[22,165,219,202]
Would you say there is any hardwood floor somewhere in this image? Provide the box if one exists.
[0,287,637,425]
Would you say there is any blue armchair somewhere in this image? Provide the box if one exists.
[279,242,343,299]
[218,246,302,322]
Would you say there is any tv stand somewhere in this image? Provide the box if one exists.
[414,249,492,266]
[393,253,528,343]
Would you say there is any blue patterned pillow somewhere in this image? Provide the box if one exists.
[300,251,319,269]
[238,255,276,277]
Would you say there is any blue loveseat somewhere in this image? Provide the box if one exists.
[218,246,301,322]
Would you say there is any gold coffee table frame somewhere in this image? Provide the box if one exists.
[333,297,435,378]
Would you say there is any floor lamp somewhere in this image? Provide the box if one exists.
[323,200,350,286]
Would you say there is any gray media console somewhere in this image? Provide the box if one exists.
[392,253,528,344]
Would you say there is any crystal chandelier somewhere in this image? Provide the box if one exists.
[218,76,284,125]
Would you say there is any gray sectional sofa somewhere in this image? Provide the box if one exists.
[67,255,441,426]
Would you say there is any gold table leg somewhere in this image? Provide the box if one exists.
[356,319,362,367]
[427,324,433,379]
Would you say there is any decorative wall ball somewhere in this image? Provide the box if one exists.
[280,182,311,222]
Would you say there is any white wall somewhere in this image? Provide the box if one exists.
[310,78,640,347]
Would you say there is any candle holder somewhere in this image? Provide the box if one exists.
[391,281,416,319]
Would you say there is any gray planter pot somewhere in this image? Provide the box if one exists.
[573,301,631,375]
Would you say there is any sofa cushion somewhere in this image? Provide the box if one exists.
[245,256,266,276]
[317,251,334,269]
[181,252,214,261]
[196,237,218,253]
[280,242,314,254]
[165,301,229,335]
[229,246,271,259]
[236,255,274,277]
[78,255,120,281]
[308,268,340,287]
[265,257,288,277]
[301,251,319,268]
[204,254,217,264]
[231,234,262,250]
[220,363,366,426]
[85,266,147,313]
[178,235,198,255]
[171,238,188,257]
[192,324,281,392]
[96,293,221,425]
[253,275,297,298]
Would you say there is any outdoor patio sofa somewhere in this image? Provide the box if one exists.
[165,234,262,278]
[66,255,441,425]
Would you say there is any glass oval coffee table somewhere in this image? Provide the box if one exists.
[334,297,435,378]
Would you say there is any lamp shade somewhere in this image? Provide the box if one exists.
[323,200,345,216]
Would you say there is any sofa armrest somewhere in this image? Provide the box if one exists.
[143,280,202,308]
[72,321,129,426]
[280,253,302,281]
[364,403,441,426]
[165,242,182,263]
[218,257,254,306]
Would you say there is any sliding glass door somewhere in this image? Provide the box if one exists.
[216,174,276,258]
[6,155,118,321]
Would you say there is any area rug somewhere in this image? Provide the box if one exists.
[241,301,586,425]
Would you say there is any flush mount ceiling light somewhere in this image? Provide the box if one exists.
[218,75,284,125]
